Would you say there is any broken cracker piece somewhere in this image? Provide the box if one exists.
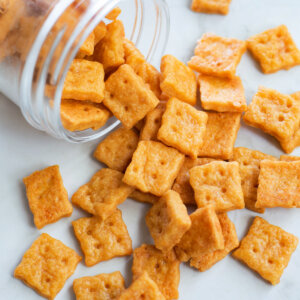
[191,0,232,15]
[105,7,121,20]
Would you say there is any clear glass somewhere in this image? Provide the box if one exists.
[0,0,170,142]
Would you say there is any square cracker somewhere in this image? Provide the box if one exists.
[72,210,132,266]
[247,25,300,74]
[191,0,232,15]
[123,141,185,196]
[243,86,300,142]
[103,64,159,129]
[140,102,166,141]
[190,213,239,271]
[130,190,159,204]
[256,160,300,208]
[199,74,247,112]
[60,100,110,131]
[188,33,246,78]
[62,59,105,103]
[172,157,216,205]
[93,20,125,73]
[160,55,197,105]
[175,206,224,262]
[23,165,72,229]
[157,98,208,159]
[73,271,125,300]
[76,31,95,58]
[93,127,139,172]
[233,217,298,285]
[132,244,180,300]
[229,147,277,213]
[118,273,166,300]
[280,155,300,162]
[14,233,81,300]
[189,161,244,212]
[198,112,241,160]
[145,190,191,252]
[72,168,134,220]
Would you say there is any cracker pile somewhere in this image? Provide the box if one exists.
[14,6,300,300]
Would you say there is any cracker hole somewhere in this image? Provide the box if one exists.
[280,241,286,247]
[124,106,129,112]
[124,80,128,84]
[253,183,259,188]
[89,287,96,293]
[61,258,68,264]
[176,111,182,117]
[133,167,138,172]
[110,93,114,98]
[155,263,160,269]
[105,283,111,289]
[278,115,284,122]
[206,195,211,201]
[141,294,146,299]
[253,247,258,253]
[268,259,274,264]
[117,237,122,243]
[152,173,157,179]
[204,170,209,176]
[172,126,178,133]
[154,118,160,124]
[261,106,267,114]
[44,246,50,252]
[84,107,89,112]
[286,100,292,108]
[108,221,114,226]
[219,170,225,176]
[160,160,166,166]
[243,161,249,166]
[45,277,51,283]
[95,243,102,249]
[87,230,92,235]
[221,187,227,193]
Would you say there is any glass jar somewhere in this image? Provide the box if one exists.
[0,0,170,142]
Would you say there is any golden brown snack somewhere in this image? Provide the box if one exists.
[146,191,191,252]
[72,210,132,266]
[105,7,121,20]
[130,190,159,204]
[191,0,232,15]
[280,155,300,162]
[73,271,125,300]
[14,233,81,300]
[94,21,107,45]
[123,141,185,196]
[23,165,72,229]
[233,217,298,285]
[132,244,180,300]
[76,31,95,58]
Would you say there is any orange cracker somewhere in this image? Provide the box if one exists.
[190,161,244,212]
[73,271,125,300]
[256,160,300,208]
[157,98,208,159]
[123,141,185,196]
[72,168,134,219]
[145,190,191,252]
[243,87,300,143]
[94,21,107,45]
[60,100,110,131]
[134,119,145,132]
[14,233,81,299]
[191,0,231,15]
[130,190,159,204]
[280,155,300,162]
[188,33,246,78]
[140,102,166,141]
[190,213,239,271]
[93,20,125,73]
[105,7,122,20]
[132,244,180,300]
[233,217,298,285]
[23,165,72,229]
[118,273,166,300]
[198,112,241,160]
[93,127,139,172]
[175,206,224,262]
[160,55,197,105]
[103,64,159,129]
[76,31,95,58]
[172,157,216,205]
[199,74,247,112]
[72,210,132,266]
[229,147,277,213]
[247,25,300,74]
[62,59,105,103]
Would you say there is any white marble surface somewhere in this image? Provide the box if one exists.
[1,0,300,299]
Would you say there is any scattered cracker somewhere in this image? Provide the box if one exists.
[105,7,122,20]
[188,33,246,78]
[175,206,224,262]
[146,191,191,252]
[157,98,208,159]
[61,100,110,131]
[72,168,134,219]
[280,155,300,162]
[190,161,244,212]
[191,0,232,15]
[130,190,159,204]
[93,20,125,73]
[233,217,298,285]
[14,233,81,299]
[73,271,125,300]
[243,87,300,143]
[247,25,300,74]
[94,21,107,45]
[172,157,216,205]
[103,64,159,129]
[123,141,185,196]
[132,244,180,300]
[118,273,166,300]
[72,210,132,266]
[23,165,72,229]
[190,213,239,271]
[198,112,241,160]
[76,31,95,58]
[256,160,300,208]
[199,75,247,112]
[160,55,197,105]
[93,127,139,172]
[230,147,277,213]
[62,59,105,103]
